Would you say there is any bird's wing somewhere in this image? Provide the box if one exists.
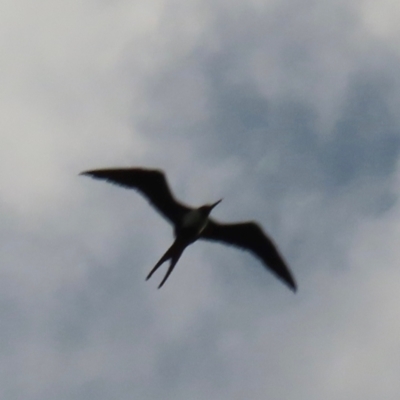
[80,168,191,224]
[201,220,297,291]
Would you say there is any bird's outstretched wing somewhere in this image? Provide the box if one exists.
[201,220,297,291]
[80,168,191,225]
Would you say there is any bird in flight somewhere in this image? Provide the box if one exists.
[80,167,297,291]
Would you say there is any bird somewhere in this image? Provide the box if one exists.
[80,167,297,291]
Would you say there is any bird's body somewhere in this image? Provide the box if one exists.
[178,207,214,239]
[80,167,297,291]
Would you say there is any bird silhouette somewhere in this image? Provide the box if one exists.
[80,167,297,291]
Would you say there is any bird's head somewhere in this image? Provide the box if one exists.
[200,199,222,216]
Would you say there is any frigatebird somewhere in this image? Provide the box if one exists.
[80,167,297,291]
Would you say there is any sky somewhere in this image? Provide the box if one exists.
[2,0,400,398]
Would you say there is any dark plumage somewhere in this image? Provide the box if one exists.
[80,167,297,291]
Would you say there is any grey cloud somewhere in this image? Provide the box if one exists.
[2,0,400,399]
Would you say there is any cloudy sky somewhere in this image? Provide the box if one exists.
[2,0,400,398]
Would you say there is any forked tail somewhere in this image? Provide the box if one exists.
[146,239,187,288]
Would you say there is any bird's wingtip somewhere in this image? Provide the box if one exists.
[288,280,297,293]
[79,170,98,178]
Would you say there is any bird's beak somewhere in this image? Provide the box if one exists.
[211,199,222,210]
